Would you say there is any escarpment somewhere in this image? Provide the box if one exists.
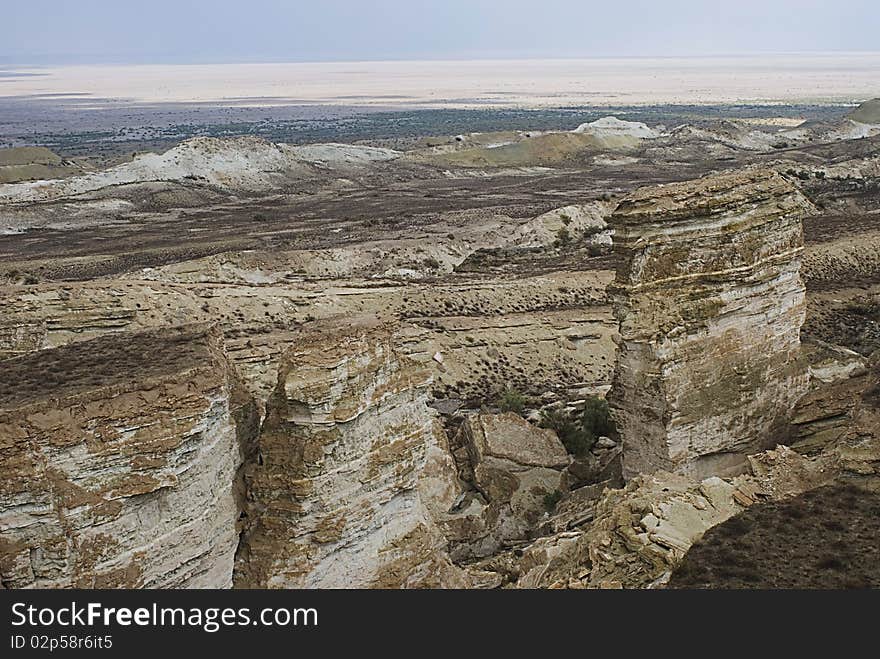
[1,113,878,592]
[0,325,256,588]
[234,320,468,588]
[607,169,815,478]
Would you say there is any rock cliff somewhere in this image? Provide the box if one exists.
[607,168,815,478]
[235,320,467,588]
[0,325,256,588]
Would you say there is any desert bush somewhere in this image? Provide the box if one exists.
[540,408,594,456]
[498,387,526,414]
[543,489,564,511]
[555,226,571,246]
[581,396,614,438]
[539,396,615,457]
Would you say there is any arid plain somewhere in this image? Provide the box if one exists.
[1,57,879,589]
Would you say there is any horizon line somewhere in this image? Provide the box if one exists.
[3,50,880,69]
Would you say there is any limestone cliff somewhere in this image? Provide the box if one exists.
[235,320,467,588]
[0,325,256,588]
[607,168,815,478]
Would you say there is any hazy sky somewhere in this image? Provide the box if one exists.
[3,0,879,64]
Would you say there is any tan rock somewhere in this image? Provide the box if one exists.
[607,168,815,478]
[0,325,254,588]
[234,319,468,588]
[467,412,569,470]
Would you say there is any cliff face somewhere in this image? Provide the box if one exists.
[235,320,467,588]
[0,326,255,589]
[608,169,814,478]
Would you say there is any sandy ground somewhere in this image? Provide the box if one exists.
[2,54,879,108]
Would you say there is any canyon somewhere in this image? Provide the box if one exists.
[2,101,880,588]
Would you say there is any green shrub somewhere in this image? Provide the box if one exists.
[539,396,615,457]
[555,226,571,246]
[499,388,526,414]
[539,409,594,456]
[581,396,614,438]
[543,490,564,511]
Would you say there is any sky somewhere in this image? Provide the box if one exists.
[2,0,879,65]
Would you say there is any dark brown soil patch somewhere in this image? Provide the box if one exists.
[0,325,215,409]
[669,484,880,589]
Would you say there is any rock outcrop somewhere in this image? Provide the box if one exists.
[484,342,880,589]
[481,443,843,589]
[235,320,468,588]
[0,325,256,588]
[0,137,401,203]
[505,202,613,250]
[607,168,814,478]
[444,413,569,557]
[573,116,661,140]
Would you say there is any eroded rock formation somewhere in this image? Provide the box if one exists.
[0,325,256,588]
[478,442,859,589]
[2,119,878,590]
[235,320,468,588]
[608,168,815,478]
[476,334,880,589]
[438,412,569,559]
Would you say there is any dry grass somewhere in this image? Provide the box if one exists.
[669,484,880,589]
[0,325,214,409]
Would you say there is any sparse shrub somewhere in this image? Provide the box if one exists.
[499,388,526,414]
[23,274,38,285]
[559,213,571,226]
[543,489,563,511]
[581,396,614,438]
[540,408,594,456]
[555,226,571,246]
[539,396,615,457]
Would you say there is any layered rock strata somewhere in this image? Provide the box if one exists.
[0,325,254,588]
[607,168,814,478]
[235,320,467,588]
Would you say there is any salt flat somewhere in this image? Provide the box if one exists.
[2,54,878,107]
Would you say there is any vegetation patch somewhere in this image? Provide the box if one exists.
[669,484,880,589]
[539,396,615,457]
